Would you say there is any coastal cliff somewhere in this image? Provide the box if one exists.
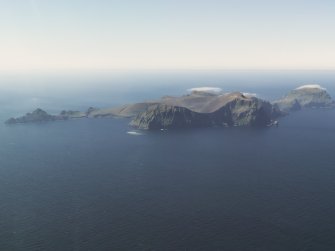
[129,104,211,129]
[130,93,282,129]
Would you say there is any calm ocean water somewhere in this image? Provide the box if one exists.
[0,71,335,250]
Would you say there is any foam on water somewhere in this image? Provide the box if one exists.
[127,131,144,136]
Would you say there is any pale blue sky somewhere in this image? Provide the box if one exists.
[1,0,335,71]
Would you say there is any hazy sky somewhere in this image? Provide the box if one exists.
[1,0,335,72]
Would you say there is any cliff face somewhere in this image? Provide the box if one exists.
[130,94,281,130]
[274,85,334,112]
[129,104,211,130]
[210,96,281,127]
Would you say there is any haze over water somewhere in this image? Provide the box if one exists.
[0,71,335,250]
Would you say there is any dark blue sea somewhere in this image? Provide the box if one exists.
[0,71,335,250]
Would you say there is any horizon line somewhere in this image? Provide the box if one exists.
[2,68,335,75]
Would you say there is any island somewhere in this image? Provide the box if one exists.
[130,92,282,129]
[5,108,86,124]
[273,84,335,112]
[5,84,334,130]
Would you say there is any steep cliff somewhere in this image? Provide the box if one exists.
[129,104,211,129]
[130,93,281,129]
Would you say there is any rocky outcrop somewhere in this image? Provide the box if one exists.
[5,108,89,124]
[5,109,60,124]
[130,93,282,130]
[273,85,334,112]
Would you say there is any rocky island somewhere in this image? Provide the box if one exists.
[130,92,282,129]
[5,109,59,124]
[5,84,334,130]
[273,84,335,112]
[5,108,86,124]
